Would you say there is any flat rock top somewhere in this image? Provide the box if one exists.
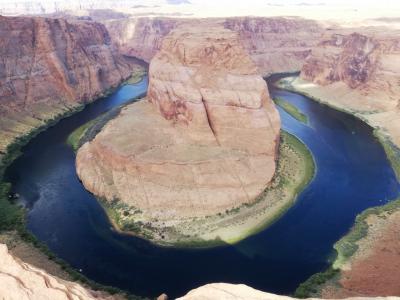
[0,243,110,300]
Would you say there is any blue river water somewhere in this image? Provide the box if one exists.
[5,75,399,298]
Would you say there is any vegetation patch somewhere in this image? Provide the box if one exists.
[273,74,400,298]
[274,97,308,124]
[67,106,123,151]
[0,183,24,232]
[295,267,340,298]
[66,119,97,151]
[123,69,147,85]
[294,199,400,298]
[333,198,400,269]
[374,130,400,181]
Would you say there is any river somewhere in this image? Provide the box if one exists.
[5,75,399,298]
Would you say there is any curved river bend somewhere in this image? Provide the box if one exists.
[5,75,399,298]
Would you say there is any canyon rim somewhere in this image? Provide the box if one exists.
[0,1,400,300]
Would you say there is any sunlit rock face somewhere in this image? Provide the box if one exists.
[0,244,114,300]
[147,25,281,154]
[177,283,399,300]
[76,25,280,221]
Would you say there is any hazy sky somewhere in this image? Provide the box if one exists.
[0,0,398,7]
[1,0,399,20]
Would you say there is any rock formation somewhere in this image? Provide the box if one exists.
[284,27,400,298]
[2,246,398,300]
[76,25,280,222]
[302,32,380,88]
[104,17,181,62]
[0,243,115,300]
[223,17,322,75]
[0,15,139,162]
[293,28,400,147]
[177,283,399,300]
[105,16,323,75]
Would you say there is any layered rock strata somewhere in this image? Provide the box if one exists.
[0,15,138,163]
[76,25,280,222]
[282,27,400,298]
[294,28,400,147]
[105,16,323,75]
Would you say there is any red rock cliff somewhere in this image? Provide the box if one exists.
[297,29,400,146]
[301,32,382,88]
[0,15,137,159]
[105,16,323,75]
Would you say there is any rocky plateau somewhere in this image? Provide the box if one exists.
[0,243,114,300]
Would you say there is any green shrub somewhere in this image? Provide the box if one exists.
[295,267,339,298]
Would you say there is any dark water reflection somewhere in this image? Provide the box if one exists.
[5,76,399,298]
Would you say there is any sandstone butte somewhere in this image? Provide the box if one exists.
[0,15,140,164]
[76,25,281,222]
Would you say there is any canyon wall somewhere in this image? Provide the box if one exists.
[294,28,400,147]
[223,17,322,75]
[0,15,138,163]
[286,28,400,298]
[105,16,323,75]
[104,17,181,62]
[76,24,280,224]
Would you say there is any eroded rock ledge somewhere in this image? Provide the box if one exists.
[177,283,398,300]
[76,25,280,227]
[0,243,113,300]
